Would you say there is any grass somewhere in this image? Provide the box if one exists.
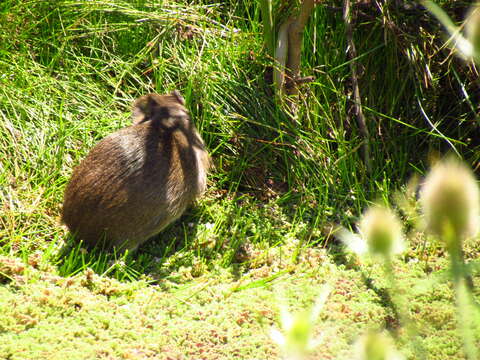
[1,0,479,358]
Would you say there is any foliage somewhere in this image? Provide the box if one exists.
[0,0,479,358]
[337,157,480,360]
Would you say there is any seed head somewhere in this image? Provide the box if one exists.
[358,206,404,257]
[466,3,480,61]
[420,158,479,242]
[270,286,330,360]
[355,332,404,360]
[423,1,480,63]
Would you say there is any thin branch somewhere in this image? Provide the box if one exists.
[343,0,371,173]
[286,0,316,96]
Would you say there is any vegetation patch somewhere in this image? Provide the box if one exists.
[1,0,479,358]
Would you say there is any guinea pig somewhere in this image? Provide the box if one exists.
[62,91,209,251]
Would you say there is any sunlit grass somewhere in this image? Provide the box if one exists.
[1,1,480,358]
[1,0,376,277]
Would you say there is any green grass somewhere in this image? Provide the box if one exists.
[1,0,480,358]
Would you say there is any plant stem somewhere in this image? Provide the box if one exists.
[285,0,316,96]
[446,231,478,360]
[274,19,292,98]
[343,0,371,173]
[260,0,275,57]
[384,257,427,359]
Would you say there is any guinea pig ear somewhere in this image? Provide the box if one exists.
[132,96,149,124]
[171,90,185,105]
[132,107,145,124]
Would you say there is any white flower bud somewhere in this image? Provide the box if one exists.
[420,158,479,243]
[355,332,404,360]
[358,206,404,257]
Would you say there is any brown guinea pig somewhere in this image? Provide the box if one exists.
[62,91,209,251]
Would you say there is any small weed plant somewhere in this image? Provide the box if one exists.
[333,157,480,360]
[273,158,480,359]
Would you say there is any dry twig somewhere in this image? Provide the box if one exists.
[343,0,371,173]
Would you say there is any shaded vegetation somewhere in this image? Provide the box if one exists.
[0,0,479,358]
